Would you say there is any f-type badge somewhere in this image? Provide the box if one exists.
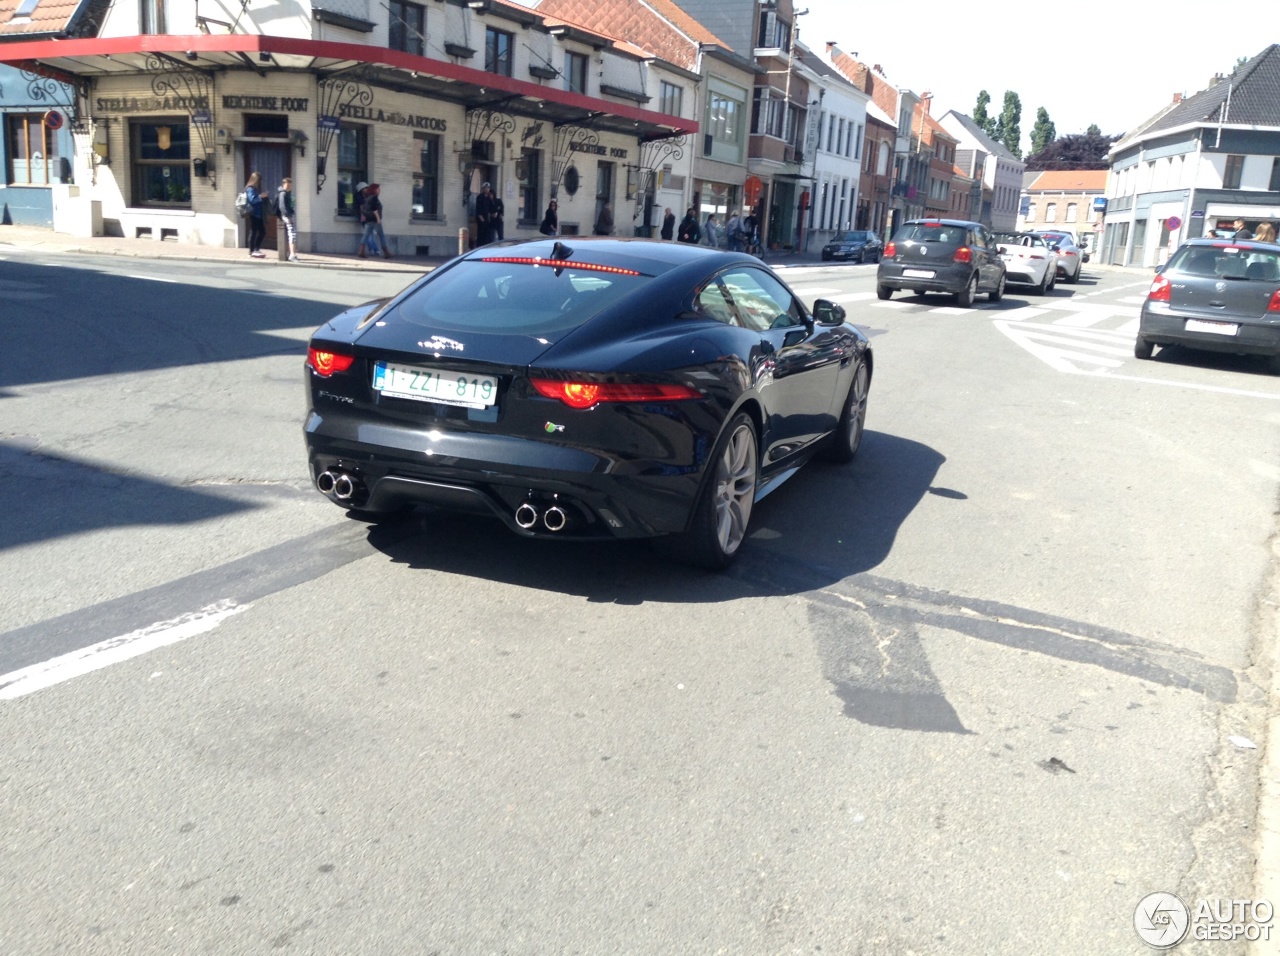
[419,335,465,352]
[544,422,565,433]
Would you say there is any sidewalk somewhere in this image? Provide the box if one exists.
[0,222,829,272]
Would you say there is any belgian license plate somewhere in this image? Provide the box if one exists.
[1184,319,1239,336]
[372,361,498,408]
[903,269,935,278]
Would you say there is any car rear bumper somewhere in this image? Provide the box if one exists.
[303,409,708,539]
[876,261,969,293]
[1138,305,1280,355]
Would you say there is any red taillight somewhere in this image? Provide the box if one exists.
[307,347,355,377]
[1030,254,1045,260]
[1269,290,1280,313]
[1148,274,1172,303]
[953,246,972,264]
[1061,249,1078,256]
[530,378,701,410]
[884,241,896,257]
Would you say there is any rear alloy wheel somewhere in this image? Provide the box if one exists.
[1134,337,1154,360]
[1036,267,1052,296]
[657,412,758,570]
[876,284,893,300]
[822,359,870,463]
[988,273,1006,302]
[956,273,978,308]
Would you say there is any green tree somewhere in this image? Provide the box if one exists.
[1025,129,1120,170]
[999,91,1023,157]
[1030,107,1056,155]
[973,90,997,138]
[1086,123,1101,137]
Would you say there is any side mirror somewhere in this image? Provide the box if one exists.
[812,298,846,325]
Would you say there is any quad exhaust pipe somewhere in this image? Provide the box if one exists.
[514,500,571,532]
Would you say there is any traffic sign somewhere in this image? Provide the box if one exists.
[42,110,63,131]
[1166,216,1182,230]
[744,175,763,206]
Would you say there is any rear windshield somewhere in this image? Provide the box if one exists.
[895,224,966,245]
[1169,245,1280,280]
[994,233,1047,247]
[391,259,652,334]
[1037,232,1071,244]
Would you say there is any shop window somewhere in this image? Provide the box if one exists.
[337,125,368,217]
[130,119,190,208]
[518,147,540,223]
[412,132,440,219]
[7,113,66,185]
[564,51,588,95]
[389,0,425,56]
[485,27,513,77]
[659,81,682,118]
[1224,154,1245,190]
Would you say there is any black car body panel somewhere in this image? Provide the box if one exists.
[1137,238,1280,362]
[303,238,872,545]
[875,218,1005,298]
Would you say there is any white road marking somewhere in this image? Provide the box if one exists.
[994,321,1128,372]
[994,307,1051,321]
[789,285,844,296]
[126,274,178,283]
[1119,295,1149,304]
[929,307,972,315]
[870,299,913,309]
[0,600,248,700]
[830,291,876,303]
[1114,318,1140,334]
[1079,369,1280,401]
[1013,329,1135,357]
[1052,309,1128,328]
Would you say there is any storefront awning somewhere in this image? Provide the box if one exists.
[0,33,697,141]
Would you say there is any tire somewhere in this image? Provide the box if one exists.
[876,284,893,300]
[655,412,758,570]
[856,251,865,264]
[822,359,870,463]
[955,273,978,308]
[1036,266,1052,296]
[988,273,1006,303]
[1065,264,1078,284]
[1134,337,1154,360]
[1270,353,1280,375]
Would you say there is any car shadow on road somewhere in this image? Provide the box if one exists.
[1146,344,1278,378]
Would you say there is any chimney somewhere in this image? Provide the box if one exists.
[826,41,835,55]
[921,90,933,115]
[873,63,884,76]
[1172,92,1182,104]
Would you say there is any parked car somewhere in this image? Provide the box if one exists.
[304,238,874,569]
[1136,238,1280,370]
[876,218,1006,307]
[1030,229,1085,282]
[822,230,883,263]
[992,231,1059,294]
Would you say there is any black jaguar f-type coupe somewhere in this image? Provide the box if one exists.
[304,238,872,568]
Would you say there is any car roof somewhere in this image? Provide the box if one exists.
[1180,237,1280,251]
[905,218,982,228]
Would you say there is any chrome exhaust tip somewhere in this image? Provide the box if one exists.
[543,505,567,532]
[316,470,337,494]
[333,474,356,501]
[514,502,539,529]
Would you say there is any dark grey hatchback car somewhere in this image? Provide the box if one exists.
[1136,238,1280,370]
[876,219,1007,307]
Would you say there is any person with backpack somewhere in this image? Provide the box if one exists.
[274,177,298,262]
[677,207,700,244]
[726,210,745,252]
[358,183,391,259]
[243,171,266,258]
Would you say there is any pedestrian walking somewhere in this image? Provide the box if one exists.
[594,202,614,236]
[475,182,496,245]
[1253,221,1277,243]
[677,207,700,244]
[660,207,675,241]
[726,209,745,252]
[703,213,720,248]
[244,171,266,258]
[275,177,298,262]
[492,192,506,241]
[359,183,392,259]
[539,199,559,236]
[744,209,760,254]
[1233,218,1254,240]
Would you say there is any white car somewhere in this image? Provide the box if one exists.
[993,232,1059,294]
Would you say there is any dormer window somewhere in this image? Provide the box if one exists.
[13,0,39,17]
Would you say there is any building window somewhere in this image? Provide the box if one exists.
[1045,202,1057,222]
[130,119,189,207]
[756,10,789,50]
[704,84,746,164]
[485,27,513,76]
[1271,157,1280,192]
[752,88,784,139]
[518,147,541,223]
[1026,202,1036,222]
[140,0,165,34]
[659,81,682,118]
[7,113,64,185]
[412,132,440,219]
[1224,154,1245,190]
[337,125,368,216]
[388,0,425,56]
[853,123,863,159]
[564,51,588,95]
[1066,202,1078,222]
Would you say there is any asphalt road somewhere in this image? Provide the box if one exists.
[1,249,1276,954]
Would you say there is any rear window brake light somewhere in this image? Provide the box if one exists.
[480,256,643,276]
